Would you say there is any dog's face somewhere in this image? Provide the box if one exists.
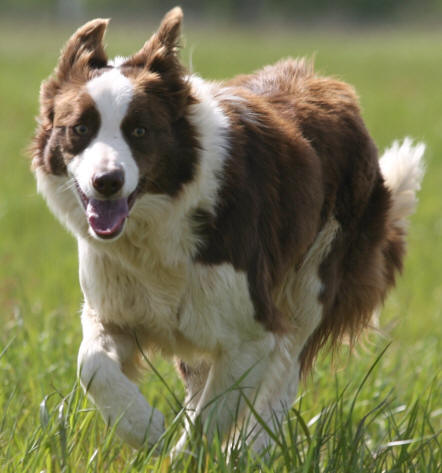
[31,8,198,240]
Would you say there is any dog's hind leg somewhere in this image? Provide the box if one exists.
[237,340,302,455]
[172,335,276,455]
[78,306,164,449]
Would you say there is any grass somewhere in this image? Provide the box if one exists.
[0,19,441,472]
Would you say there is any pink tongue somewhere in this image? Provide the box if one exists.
[87,198,129,237]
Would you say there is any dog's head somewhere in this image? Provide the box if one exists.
[31,7,199,241]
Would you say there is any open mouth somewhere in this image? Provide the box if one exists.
[75,182,138,240]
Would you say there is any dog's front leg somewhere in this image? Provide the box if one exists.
[77,306,164,448]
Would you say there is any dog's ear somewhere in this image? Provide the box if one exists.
[55,18,109,81]
[125,7,183,72]
[124,8,191,117]
[153,6,183,57]
[41,18,109,124]
[30,20,109,174]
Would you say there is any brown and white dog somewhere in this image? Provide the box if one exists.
[31,7,425,453]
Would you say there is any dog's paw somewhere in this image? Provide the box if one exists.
[112,401,165,449]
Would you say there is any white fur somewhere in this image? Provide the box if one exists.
[108,56,128,67]
[69,68,139,205]
[380,138,425,230]
[78,310,165,448]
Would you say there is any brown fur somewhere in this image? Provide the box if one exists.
[122,87,198,196]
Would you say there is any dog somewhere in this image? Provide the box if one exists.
[30,7,425,453]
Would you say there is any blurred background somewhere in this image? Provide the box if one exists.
[0,1,441,470]
[1,0,442,24]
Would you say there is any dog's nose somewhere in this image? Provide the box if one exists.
[92,169,125,197]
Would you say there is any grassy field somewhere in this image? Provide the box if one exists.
[0,19,441,472]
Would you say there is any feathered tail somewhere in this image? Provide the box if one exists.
[380,138,425,231]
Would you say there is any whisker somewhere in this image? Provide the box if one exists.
[57,178,76,194]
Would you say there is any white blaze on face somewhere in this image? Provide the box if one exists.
[68,68,139,199]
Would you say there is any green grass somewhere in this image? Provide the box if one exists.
[0,20,441,472]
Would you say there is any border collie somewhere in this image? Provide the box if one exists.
[31,7,425,453]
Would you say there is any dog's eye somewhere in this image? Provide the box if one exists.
[132,127,146,138]
[73,124,89,136]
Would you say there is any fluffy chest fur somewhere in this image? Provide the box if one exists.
[77,235,265,359]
